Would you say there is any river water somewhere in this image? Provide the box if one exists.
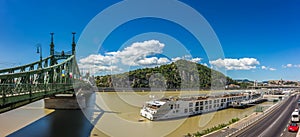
[0,91,274,137]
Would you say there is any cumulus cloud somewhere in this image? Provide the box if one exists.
[136,57,170,66]
[78,40,170,74]
[107,40,166,66]
[261,66,276,71]
[171,57,182,62]
[210,58,260,70]
[171,55,202,63]
[79,54,117,65]
[78,40,204,75]
[79,40,169,74]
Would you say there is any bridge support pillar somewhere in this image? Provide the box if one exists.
[44,94,86,109]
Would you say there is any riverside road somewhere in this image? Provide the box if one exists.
[237,94,299,137]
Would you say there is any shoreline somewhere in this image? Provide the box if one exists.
[95,89,252,92]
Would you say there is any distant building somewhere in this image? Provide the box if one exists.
[268,79,298,86]
[226,84,240,89]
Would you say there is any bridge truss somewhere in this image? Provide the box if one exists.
[0,33,82,111]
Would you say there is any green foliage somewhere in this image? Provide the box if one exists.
[187,117,240,137]
[238,82,252,89]
[95,60,235,89]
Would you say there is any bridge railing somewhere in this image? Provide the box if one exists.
[0,83,73,106]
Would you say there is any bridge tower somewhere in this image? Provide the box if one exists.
[50,32,55,66]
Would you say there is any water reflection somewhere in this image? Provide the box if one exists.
[7,110,94,137]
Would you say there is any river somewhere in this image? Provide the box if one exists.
[0,91,274,137]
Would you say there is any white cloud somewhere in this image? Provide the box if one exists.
[201,63,208,67]
[106,40,166,66]
[78,40,172,74]
[171,55,202,63]
[78,63,121,73]
[191,58,202,63]
[282,64,300,68]
[171,57,182,62]
[78,54,120,74]
[78,40,204,75]
[79,54,117,65]
[210,58,260,70]
[261,65,276,71]
[136,57,170,66]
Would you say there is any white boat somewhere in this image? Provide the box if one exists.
[140,91,263,121]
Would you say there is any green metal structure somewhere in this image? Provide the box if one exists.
[0,33,81,110]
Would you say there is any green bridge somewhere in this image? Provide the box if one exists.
[0,33,84,112]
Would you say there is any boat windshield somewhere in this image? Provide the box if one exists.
[146,104,161,109]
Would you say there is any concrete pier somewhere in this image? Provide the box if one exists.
[44,94,86,109]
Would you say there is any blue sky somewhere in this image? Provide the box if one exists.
[1,0,300,81]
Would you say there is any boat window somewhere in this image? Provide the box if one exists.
[209,100,212,104]
[195,107,199,111]
[200,101,203,105]
[184,109,188,113]
[200,107,203,110]
[189,102,193,107]
[196,102,199,106]
[189,108,193,112]
[205,101,208,105]
[170,105,173,109]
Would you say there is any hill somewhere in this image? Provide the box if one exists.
[95,60,235,90]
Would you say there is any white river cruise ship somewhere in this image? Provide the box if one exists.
[140,91,263,121]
